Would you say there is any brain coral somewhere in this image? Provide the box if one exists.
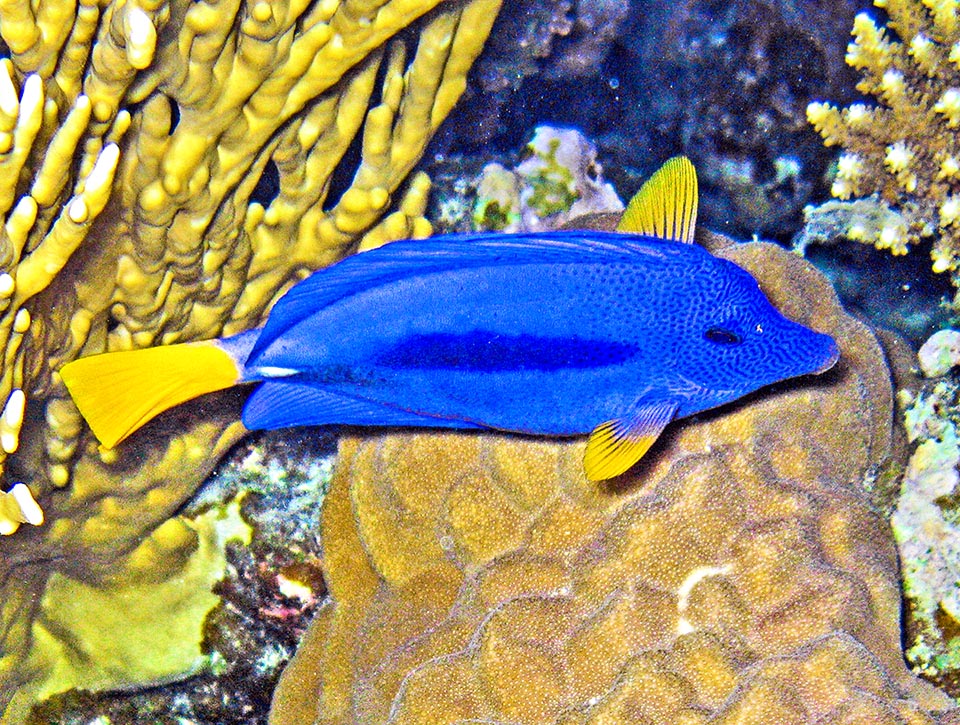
[269,236,959,724]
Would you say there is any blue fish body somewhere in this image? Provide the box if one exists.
[59,157,840,480]
[238,230,838,437]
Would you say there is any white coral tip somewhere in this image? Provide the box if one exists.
[86,143,120,194]
[19,74,43,117]
[934,255,953,273]
[831,177,854,199]
[837,152,862,179]
[941,155,960,179]
[936,88,960,127]
[124,7,157,69]
[852,12,879,34]
[0,388,24,454]
[10,484,42,525]
[12,308,29,333]
[910,34,934,63]
[885,141,914,173]
[806,101,830,125]
[942,195,960,227]
[881,70,905,97]
[846,103,870,125]
[848,221,868,240]
[878,224,908,254]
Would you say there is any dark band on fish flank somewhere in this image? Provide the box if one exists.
[374,332,639,371]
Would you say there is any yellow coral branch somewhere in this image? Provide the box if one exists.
[15,143,120,301]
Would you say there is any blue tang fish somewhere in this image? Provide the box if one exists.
[60,158,839,480]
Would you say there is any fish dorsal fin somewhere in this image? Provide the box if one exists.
[617,156,698,243]
[583,399,679,481]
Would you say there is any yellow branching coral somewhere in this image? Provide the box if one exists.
[0,0,502,718]
[807,0,960,289]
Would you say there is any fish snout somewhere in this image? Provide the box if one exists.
[775,318,840,378]
[810,332,840,374]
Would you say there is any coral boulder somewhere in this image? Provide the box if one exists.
[270,238,956,723]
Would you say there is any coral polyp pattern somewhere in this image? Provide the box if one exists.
[807,0,960,293]
[0,0,501,718]
[269,239,960,724]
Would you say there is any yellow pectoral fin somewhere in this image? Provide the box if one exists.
[59,340,242,449]
[583,400,679,481]
[618,156,698,243]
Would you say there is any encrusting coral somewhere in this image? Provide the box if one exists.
[269,232,959,724]
[0,0,502,719]
[471,125,623,233]
[807,0,960,300]
[895,361,960,694]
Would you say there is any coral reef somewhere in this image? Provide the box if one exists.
[269,235,958,723]
[919,329,960,377]
[470,125,622,232]
[895,331,960,697]
[446,0,630,146]
[807,0,960,301]
[648,0,863,238]
[0,0,501,719]
[430,124,624,235]
[794,199,953,345]
[475,0,631,93]
[28,429,336,724]
[436,0,864,240]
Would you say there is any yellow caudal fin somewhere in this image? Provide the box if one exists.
[617,156,698,242]
[59,341,242,449]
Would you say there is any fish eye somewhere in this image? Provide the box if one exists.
[704,327,742,345]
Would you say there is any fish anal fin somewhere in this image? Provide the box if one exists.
[617,156,698,243]
[59,341,242,449]
[583,400,679,481]
[242,381,484,430]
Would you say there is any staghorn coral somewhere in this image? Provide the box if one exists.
[269,235,959,724]
[0,0,502,719]
[807,0,960,299]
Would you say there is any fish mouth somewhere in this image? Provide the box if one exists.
[812,334,841,374]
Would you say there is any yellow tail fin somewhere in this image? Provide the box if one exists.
[59,341,242,449]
